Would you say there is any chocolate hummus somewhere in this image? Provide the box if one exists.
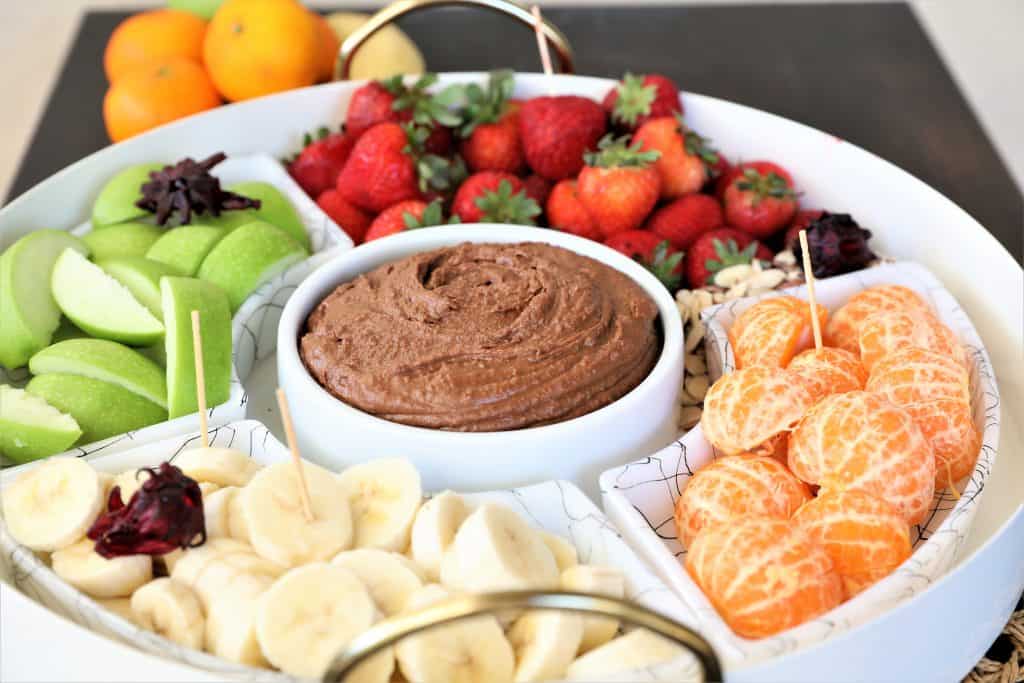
[300,242,660,431]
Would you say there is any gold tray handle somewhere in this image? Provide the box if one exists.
[324,590,723,682]
[335,0,575,80]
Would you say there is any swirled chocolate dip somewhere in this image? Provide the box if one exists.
[300,242,660,431]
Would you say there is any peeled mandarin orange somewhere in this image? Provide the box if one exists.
[792,490,911,596]
[701,366,817,457]
[686,516,844,638]
[858,309,966,372]
[103,57,221,142]
[866,346,970,406]
[674,454,811,547]
[902,400,981,490]
[787,391,936,525]
[203,0,319,102]
[824,285,929,355]
[104,9,207,84]
[728,296,828,369]
[787,347,867,401]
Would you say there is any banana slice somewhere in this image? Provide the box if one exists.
[324,12,425,80]
[2,457,104,551]
[560,566,626,653]
[51,538,152,598]
[332,548,423,616]
[508,610,584,682]
[171,447,261,487]
[112,467,150,503]
[202,486,237,539]
[97,472,115,499]
[241,460,353,567]
[227,489,250,541]
[337,458,422,552]
[96,597,138,625]
[131,577,205,649]
[198,482,220,498]
[441,504,559,593]
[205,573,274,667]
[396,584,515,683]
[539,531,579,572]
[170,537,254,588]
[256,563,377,678]
[192,553,285,610]
[343,647,395,683]
[409,490,468,581]
[159,549,182,575]
[565,629,684,680]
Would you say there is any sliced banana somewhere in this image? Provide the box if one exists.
[51,538,152,598]
[241,460,353,567]
[159,549,183,575]
[171,447,261,487]
[96,597,138,626]
[539,531,579,572]
[337,458,422,552]
[256,563,377,678]
[561,565,626,653]
[170,538,254,588]
[508,610,584,682]
[565,629,684,680]
[2,457,104,551]
[227,489,250,542]
[409,490,468,581]
[441,504,559,593]
[205,573,274,667]
[344,647,395,683]
[97,472,115,499]
[198,482,220,498]
[202,486,238,539]
[192,553,285,610]
[396,584,515,683]
[113,467,150,502]
[325,12,425,80]
[131,577,205,649]
[332,548,424,616]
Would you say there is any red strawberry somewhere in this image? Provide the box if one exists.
[336,122,422,213]
[783,209,825,250]
[519,96,606,180]
[364,199,454,242]
[522,174,552,211]
[602,73,682,131]
[685,227,773,289]
[451,171,540,224]
[634,116,720,199]
[547,180,600,241]
[722,161,799,238]
[646,194,724,250]
[346,74,458,155]
[345,81,399,139]
[287,129,355,198]
[458,72,524,173]
[577,135,662,237]
[316,189,372,244]
[604,231,685,290]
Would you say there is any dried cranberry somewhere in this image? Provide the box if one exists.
[793,212,876,278]
[136,152,261,226]
[87,463,205,558]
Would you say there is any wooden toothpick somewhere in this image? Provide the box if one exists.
[531,5,555,94]
[190,310,209,448]
[798,230,824,353]
[275,388,315,522]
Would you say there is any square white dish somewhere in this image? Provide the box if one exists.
[1,419,705,683]
[599,261,1001,667]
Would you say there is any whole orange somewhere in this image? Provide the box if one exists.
[312,12,341,82]
[103,57,221,142]
[104,9,207,84]
[203,0,319,101]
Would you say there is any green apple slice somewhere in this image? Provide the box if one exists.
[98,257,182,316]
[82,222,163,261]
[0,230,89,369]
[168,0,223,20]
[197,221,305,311]
[139,342,166,368]
[29,339,168,409]
[51,248,164,346]
[26,374,166,444]
[52,318,88,343]
[161,277,233,419]
[145,225,224,276]
[217,181,310,251]
[0,384,83,463]
[91,163,164,228]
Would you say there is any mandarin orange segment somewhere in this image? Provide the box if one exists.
[824,285,929,355]
[792,490,911,596]
[902,399,981,489]
[728,296,828,369]
[787,391,936,525]
[674,454,812,547]
[787,347,867,401]
[866,346,971,406]
[686,516,844,639]
[701,366,817,456]
[858,309,964,372]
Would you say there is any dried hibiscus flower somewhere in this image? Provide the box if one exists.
[794,212,877,278]
[87,463,205,558]
[135,152,261,226]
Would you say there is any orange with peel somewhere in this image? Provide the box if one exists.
[728,296,828,369]
[104,9,207,84]
[824,285,929,355]
[787,347,866,401]
[858,309,966,372]
[311,12,341,82]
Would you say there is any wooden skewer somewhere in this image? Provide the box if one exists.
[276,388,315,522]
[190,310,209,448]
[531,5,555,94]
[798,230,824,353]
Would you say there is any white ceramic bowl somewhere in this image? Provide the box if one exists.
[277,225,684,493]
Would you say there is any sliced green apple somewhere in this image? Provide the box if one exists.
[0,384,83,463]
[82,222,163,261]
[167,0,223,20]
[215,181,310,251]
[161,277,233,419]
[91,163,164,228]
[0,230,89,369]
[26,374,167,444]
[197,221,305,311]
[139,342,166,368]
[51,248,164,346]
[29,339,168,409]
[98,257,182,316]
[52,318,88,343]
[145,225,224,276]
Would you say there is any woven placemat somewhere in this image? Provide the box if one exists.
[966,596,1024,682]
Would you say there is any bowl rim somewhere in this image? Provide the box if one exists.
[277,224,684,442]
